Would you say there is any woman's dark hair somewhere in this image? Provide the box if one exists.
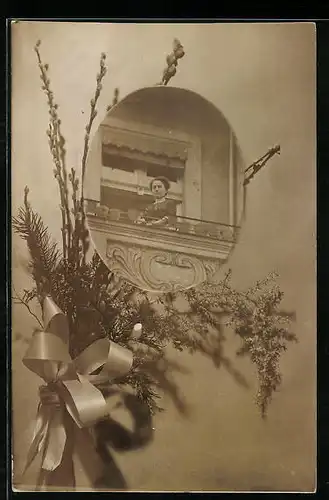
[149,176,171,192]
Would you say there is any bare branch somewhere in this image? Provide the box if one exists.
[13,286,43,329]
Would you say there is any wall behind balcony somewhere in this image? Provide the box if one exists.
[11,22,316,492]
[104,87,233,223]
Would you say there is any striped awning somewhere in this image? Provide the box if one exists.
[101,125,188,162]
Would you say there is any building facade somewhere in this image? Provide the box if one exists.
[85,87,245,292]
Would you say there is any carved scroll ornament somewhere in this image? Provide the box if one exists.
[105,243,220,293]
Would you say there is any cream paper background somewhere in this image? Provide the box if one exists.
[11,21,316,492]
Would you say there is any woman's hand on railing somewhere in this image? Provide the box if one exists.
[134,217,146,225]
[146,216,169,226]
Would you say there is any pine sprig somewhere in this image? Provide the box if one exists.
[119,370,164,415]
[12,186,60,299]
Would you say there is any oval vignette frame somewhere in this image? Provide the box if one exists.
[84,86,246,293]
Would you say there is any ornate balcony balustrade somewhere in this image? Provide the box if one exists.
[85,202,239,292]
[87,203,239,242]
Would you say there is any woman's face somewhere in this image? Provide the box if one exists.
[151,179,167,199]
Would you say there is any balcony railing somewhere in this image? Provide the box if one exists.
[86,204,240,244]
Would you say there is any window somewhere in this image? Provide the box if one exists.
[102,143,185,183]
[101,186,151,211]
[102,148,136,173]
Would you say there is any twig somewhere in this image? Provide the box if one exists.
[81,52,107,195]
[106,87,119,112]
[158,38,185,86]
[13,287,43,329]
[79,52,107,266]
[34,40,72,259]
[220,268,232,294]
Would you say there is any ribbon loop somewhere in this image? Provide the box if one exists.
[23,296,136,476]
[42,296,69,344]
[103,341,133,380]
[73,338,109,376]
[60,379,109,428]
[74,338,134,385]
[23,331,71,382]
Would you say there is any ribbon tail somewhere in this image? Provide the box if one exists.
[60,378,109,428]
[36,468,49,490]
[41,406,67,472]
[23,405,50,475]
[73,426,106,488]
[39,409,76,490]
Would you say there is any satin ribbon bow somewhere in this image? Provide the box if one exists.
[23,295,135,474]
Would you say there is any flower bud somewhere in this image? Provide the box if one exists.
[174,46,185,59]
[132,323,143,340]
[167,65,177,77]
[166,53,176,66]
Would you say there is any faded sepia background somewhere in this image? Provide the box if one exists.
[11,22,316,492]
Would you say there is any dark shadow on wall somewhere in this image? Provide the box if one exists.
[92,393,154,490]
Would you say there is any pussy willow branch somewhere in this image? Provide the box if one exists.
[79,53,107,266]
[106,87,120,113]
[158,38,185,86]
[34,40,73,259]
[81,52,107,197]
[69,168,79,218]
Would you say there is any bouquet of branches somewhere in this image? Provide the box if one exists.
[13,39,297,423]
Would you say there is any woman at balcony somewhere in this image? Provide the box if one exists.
[135,176,177,229]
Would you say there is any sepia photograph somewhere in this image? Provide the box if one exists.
[85,84,245,292]
[11,21,316,492]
